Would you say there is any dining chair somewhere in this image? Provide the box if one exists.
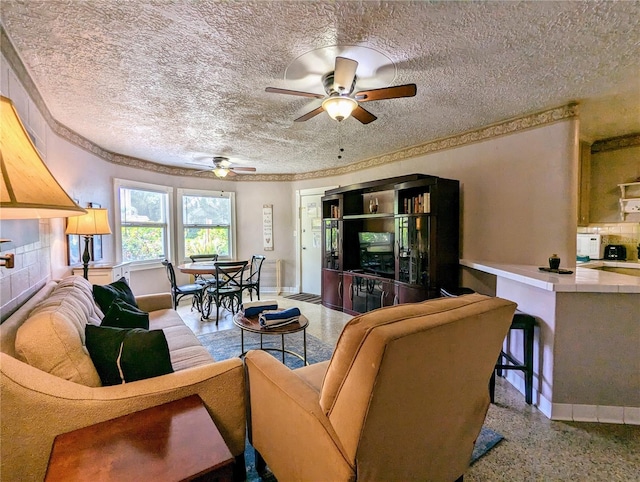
[161,259,205,310]
[202,260,248,324]
[243,255,266,301]
[189,253,219,285]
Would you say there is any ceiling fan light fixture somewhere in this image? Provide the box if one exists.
[322,96,358,122]
[213,167,229,178]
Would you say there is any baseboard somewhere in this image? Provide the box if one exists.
[261,286,296,295]
[550,403,639,425]
[502,372,639,425]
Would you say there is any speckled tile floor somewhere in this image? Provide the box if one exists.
[179,295,640,481]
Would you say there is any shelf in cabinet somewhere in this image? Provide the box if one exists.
[396,212,433,217]
[343,212,394,220]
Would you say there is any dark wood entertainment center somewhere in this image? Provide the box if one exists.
[321,174,460,314]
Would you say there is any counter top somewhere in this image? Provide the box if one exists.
[460,259,640,293]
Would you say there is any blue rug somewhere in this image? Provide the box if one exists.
[197,329,503,480]
[197,328,333,369]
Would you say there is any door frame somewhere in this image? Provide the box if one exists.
[295,186,336,294]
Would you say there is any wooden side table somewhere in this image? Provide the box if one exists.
[45,395,235,482]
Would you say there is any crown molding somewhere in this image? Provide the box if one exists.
[2,26,578,182]
[591,134,640,154]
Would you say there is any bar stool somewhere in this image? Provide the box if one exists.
[492,310,536,404]
[439,287,536,405]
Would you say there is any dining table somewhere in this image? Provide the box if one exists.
[177,261,249,320]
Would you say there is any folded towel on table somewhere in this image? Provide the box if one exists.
[259,307,301,328]
[242,299,278,317]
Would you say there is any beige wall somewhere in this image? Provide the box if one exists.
[2,52,581,317]
[590,145,640,223]
[579,144,640,261]
[295,119,580,267]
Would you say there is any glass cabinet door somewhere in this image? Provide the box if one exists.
[351,275,394,313]
[396,215,431,286]
[323,219,340,270]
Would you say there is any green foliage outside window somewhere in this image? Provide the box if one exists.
[121,226,164,262]
[184,227,229,258]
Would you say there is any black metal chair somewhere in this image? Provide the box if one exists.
[202,260,248,324]
[161,259,205,310]
[188,253,219,285]
[243,255,266,301]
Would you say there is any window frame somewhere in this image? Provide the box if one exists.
[114,178,174,269]
[177,188,237,263]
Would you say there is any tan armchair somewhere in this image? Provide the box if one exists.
[245,293,516,482]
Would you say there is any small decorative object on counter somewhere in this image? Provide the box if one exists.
[548,254,561,270]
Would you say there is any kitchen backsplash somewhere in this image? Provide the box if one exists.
[578,223,640,261]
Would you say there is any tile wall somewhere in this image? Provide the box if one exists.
[0,220,52,321]
[578,223,640,262]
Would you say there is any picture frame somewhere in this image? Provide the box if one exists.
[66,201,104,265]
[88,202,103,262]
[66,198,81,266]
[67,234,81,266]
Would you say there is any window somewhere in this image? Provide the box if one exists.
[115,179,172,265]
[178,189,236,261]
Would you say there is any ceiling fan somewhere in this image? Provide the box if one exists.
[266,56,416,124]
[190,156,257,178]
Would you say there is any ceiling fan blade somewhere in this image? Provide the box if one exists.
[265,87,324,99]
[351,105,377,124]
[230,167,256,172]
[333,57,358,93]
[294,106,325,122]
[355,84,417,102]
[226,170,238,177]
[189,168,214,174]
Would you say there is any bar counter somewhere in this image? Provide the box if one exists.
[460,259,639,425]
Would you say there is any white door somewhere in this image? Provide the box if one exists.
[300,193,323,295]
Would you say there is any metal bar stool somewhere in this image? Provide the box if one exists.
[440,287,536,405]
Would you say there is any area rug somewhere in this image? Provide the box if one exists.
[282,292,322,304]
[197,327,333,369]
[197,329,503,479]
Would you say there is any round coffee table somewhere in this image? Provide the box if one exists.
[233,312,309,365]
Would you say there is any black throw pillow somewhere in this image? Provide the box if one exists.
[101,299,150,330]
[93,277,138,313]
[85,325,174,386]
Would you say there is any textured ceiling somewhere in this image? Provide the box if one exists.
[1,0,639,176]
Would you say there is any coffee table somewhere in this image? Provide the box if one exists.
[45,395,235,482]
[233,312,309,365]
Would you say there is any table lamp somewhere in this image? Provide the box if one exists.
[65,208,112,279]
[1,95,86,269]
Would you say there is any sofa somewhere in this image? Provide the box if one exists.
[0,276,246,482]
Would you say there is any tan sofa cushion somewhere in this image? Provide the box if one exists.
[15,277,102,387]
[149,309,214,371]
[13,276,213,387]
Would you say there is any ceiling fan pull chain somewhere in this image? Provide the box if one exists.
[337,123,344,160]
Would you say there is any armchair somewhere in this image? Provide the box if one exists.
[245,293,516,481]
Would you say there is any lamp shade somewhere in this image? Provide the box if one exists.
[322,95,358,121]
[65,208,112,236]
[1,95,86,219]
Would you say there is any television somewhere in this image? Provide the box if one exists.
[358,232,395,277]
